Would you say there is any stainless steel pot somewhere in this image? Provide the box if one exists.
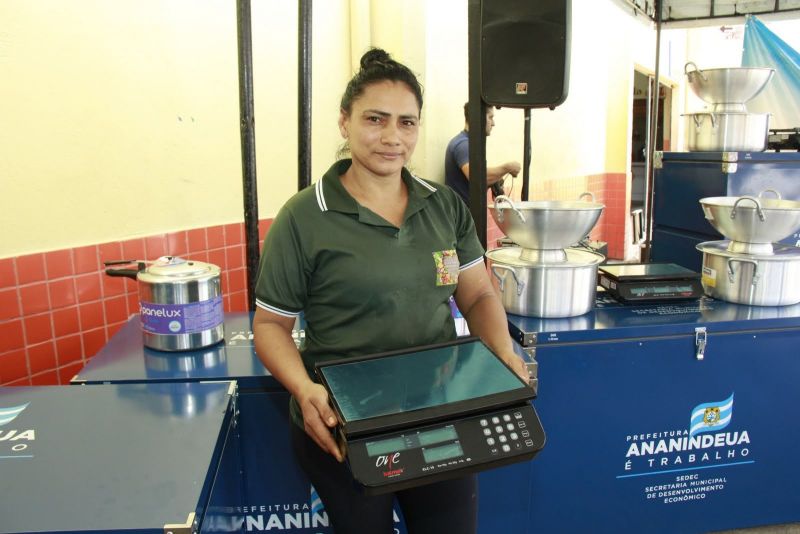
[685,62,774,109]
[700,193,800,245]
[684,112,769,152]
[489,194,604,250]
[696,241,800,306]
[105,256,224,351]
[486,247,604,318]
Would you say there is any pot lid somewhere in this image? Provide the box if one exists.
[139,256,220,282]
[696,240,800,261]
[485,246,605,267]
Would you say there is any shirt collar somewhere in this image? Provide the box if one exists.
[315,159,437,217]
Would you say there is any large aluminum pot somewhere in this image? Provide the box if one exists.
[696,241,800,306]
[685,62,774,109]
[684,112,769,152]
[105,256,224,351]
[486,247,604,318]
[700,193,800,245]
[489,194,604,250]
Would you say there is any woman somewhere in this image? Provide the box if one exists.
[252,48,528,534]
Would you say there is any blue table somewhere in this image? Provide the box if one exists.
[0,382,237,534]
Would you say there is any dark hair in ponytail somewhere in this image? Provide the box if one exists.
[340,48,423,115]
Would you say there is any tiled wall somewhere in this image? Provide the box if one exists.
[588,173,628,259]
[524,173,629,259]
[0,221,271,387]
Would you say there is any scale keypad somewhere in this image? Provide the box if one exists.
[345,403,544,495]
[479,410,534,455]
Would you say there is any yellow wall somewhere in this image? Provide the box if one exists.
[2,0,706,259]
[0,0,348,257]
[1,1,241,255]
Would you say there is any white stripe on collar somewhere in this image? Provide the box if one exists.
[412,174,437,192]
[315,180,328,212]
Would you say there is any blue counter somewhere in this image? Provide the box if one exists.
[0,382,237,534]
[71,298,800,533]
[508,294,800,533]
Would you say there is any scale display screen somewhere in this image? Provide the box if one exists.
[318,340,527,426]
[365,425,459,457]
[630,284,696,296]
[422,442,464,463]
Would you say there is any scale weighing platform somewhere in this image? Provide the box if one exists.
[598,262,703,303]
[316,338,545,495]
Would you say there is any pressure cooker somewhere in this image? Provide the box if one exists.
[105,256,224,351]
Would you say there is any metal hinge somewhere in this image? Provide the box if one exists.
[164,512,197,534]
[695,327,707,361]
[653,151,663,169]
[523,347,539,397]
[721,162,738,174]
[517,331,537,347]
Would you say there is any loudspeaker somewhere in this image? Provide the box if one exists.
[481,0,571,109]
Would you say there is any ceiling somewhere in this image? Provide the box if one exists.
[620,0,800,24]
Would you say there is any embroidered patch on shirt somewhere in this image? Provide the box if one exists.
[433,249,459,286]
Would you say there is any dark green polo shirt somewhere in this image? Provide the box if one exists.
[255,159,485,425]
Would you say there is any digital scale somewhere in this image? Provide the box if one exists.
[316,338,545,495]
[598,263,703,304]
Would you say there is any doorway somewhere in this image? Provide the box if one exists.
[630,69,672,261]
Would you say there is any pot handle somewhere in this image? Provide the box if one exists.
[758,189,782,200]
[691,113,716,128]
[490,264,525,296]
[684,61,707,81]
[104,260,146,280]
[727,258,760,286]
[493,195,526,224]
[578,191,596,203]
[731,196,766,221]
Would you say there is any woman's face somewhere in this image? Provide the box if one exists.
[339,80,420,178]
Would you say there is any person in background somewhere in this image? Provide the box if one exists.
[444,102,522,205]
[251,48,528,533]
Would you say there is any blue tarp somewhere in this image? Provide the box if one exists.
[742,15,800,129]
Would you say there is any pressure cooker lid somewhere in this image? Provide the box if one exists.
[486,246,605,267]
[139,256,221,282]
[696,240,800,261]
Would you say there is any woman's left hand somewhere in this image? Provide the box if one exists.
[503,353,530,384]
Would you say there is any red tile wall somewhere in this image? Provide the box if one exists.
[588,173,628,259]
[517,173,628,260]
[0,221,270,387]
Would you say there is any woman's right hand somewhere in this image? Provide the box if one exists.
[296,381,344,462]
